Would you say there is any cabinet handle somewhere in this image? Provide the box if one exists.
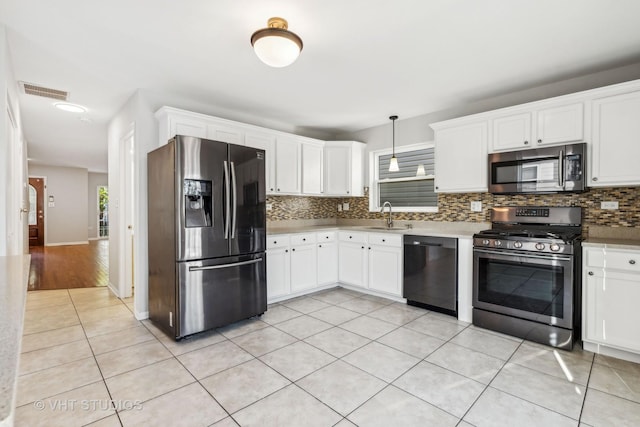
[349,236,353,239]
[319,244,322,248]
[302,238,306,241]
[435,186,439,190]
[361,246,364,249]
[270,188,274,191]
[292,248,295,252]
[524,140,529,145]
[382,239,386,242]
[273,241,277,244]
[326,236,329,239]
[277,188,281,191]
[285,249,288,253]
[368,247,371,250]
[347,191,350,194]
[592,177,598,182]
[630,260,637,265]
[537,139,542,144]
[588,271,594,275]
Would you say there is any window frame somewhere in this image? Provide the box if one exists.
[368,142,438,213]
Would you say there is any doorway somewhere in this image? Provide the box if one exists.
[98,185,109,238]
[28,177,45,246]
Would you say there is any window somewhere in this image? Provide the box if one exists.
[369,143,437,212]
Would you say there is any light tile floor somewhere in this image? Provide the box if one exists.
[16,286,640,426]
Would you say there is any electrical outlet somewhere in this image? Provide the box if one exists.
[601,201,619,210]
[337,203,342,212]
[343,202,350,211]
[470,201,482,212]
[266,203,273,211]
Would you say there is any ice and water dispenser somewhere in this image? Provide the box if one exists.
[184,179,212,227]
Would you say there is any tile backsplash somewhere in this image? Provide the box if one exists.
[268,187,640,234]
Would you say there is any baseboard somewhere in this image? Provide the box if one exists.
[107,281,121,298]
[88,237,108,241]
[583,341,640,364]
[134,310,149,321]
[46,241,89,247]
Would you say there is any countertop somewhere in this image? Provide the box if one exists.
[583,238,640,250]
[267,221,489,239]
[0,255,30,427]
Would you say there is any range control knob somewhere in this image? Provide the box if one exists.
[494,240,502,247]
[549,243,561,252]
[535,243,545,251]
[482,239,490,246]
[513,241,523,249]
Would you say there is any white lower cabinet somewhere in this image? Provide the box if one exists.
[290,234,317,293]
[583,246,640,358]
[266,235,291,300]
[338,231,403,297]
[317,232,338,286]
[338,232,368,288]
[367,233,403,296]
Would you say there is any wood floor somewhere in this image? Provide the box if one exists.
[28,240,109,290]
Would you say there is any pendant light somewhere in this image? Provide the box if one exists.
[251,17,303,68]
[389,115,399,172]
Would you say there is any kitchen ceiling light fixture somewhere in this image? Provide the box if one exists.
[389,115,399,172]
[54,102,87,113]
[251,17,303,68]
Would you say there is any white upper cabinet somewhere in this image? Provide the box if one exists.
[245,132,276,194]
[590,90,640,187]
[206,123,244,145]
[323,141,365,197]
[492,112,532,151]
[536,103,584,146]
[156,108,207,145]
[275,136,301,195]
[301,141,324,195]
[490,103,584,152]
[433,121,488,193]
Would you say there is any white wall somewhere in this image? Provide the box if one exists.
[28,165,89,245]
[337,62,640,182]
[88,172,108,239]
[0,24,27,256]
[107,90,157,317]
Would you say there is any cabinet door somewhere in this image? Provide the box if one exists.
[368,245,402,296]
[535,103,583,146]
[584,269,640,352]
[590,91,640,186]
[267,247,290,300]
[245,132,276,194]
[324,145,351,196]
[207,124,244,145]
[275,136,301,194]
[302,142,324,195]
[171,117,207,140]
[338,242,367,288]
[317,241,338,285]
[492,112,532,151]
[434,122,488,193]
[290,244,318,292]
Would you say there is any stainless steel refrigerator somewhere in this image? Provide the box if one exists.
[147,135,267,339]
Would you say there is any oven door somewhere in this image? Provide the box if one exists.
[473,248,574,329]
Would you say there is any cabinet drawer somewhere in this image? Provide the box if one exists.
[317,231,337,242]
[338,231,367,244]
[267,235,290,249]
[368,233,402,247]
[605,249,640,273]
[290,233,317,246]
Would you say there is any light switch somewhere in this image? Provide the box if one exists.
[48,202,55,208]
[337,204,342,212]
[470,201,482,212]
[343,203,350,211]
[601,201,619,210]
[266,203,273,211]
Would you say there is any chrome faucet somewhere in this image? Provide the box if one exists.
[380,201,394,229]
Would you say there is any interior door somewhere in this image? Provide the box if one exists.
[229,144,266,256]
[28,177,45,246]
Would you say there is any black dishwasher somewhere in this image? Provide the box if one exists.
[403,235,458,317]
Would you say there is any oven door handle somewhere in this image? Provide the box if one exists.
[474,248,572,262]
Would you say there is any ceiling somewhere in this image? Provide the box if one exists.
[2,0,640,173]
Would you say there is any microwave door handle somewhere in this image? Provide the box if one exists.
[223,160,230,239]
[558,150,565,188]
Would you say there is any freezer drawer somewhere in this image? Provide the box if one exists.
[177,253,266,338]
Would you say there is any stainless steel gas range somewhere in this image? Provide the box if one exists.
[472,206,583,350]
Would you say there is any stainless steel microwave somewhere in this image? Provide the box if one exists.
[488,143,586,194]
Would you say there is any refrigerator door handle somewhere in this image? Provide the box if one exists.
[188,258,263,272]
[223,160,230,239]
[230,161,237,239]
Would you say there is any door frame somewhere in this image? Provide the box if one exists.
[118,126,135,299]
[28,175,47,246]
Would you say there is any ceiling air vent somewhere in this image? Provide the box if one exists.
[20,82,68,101]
